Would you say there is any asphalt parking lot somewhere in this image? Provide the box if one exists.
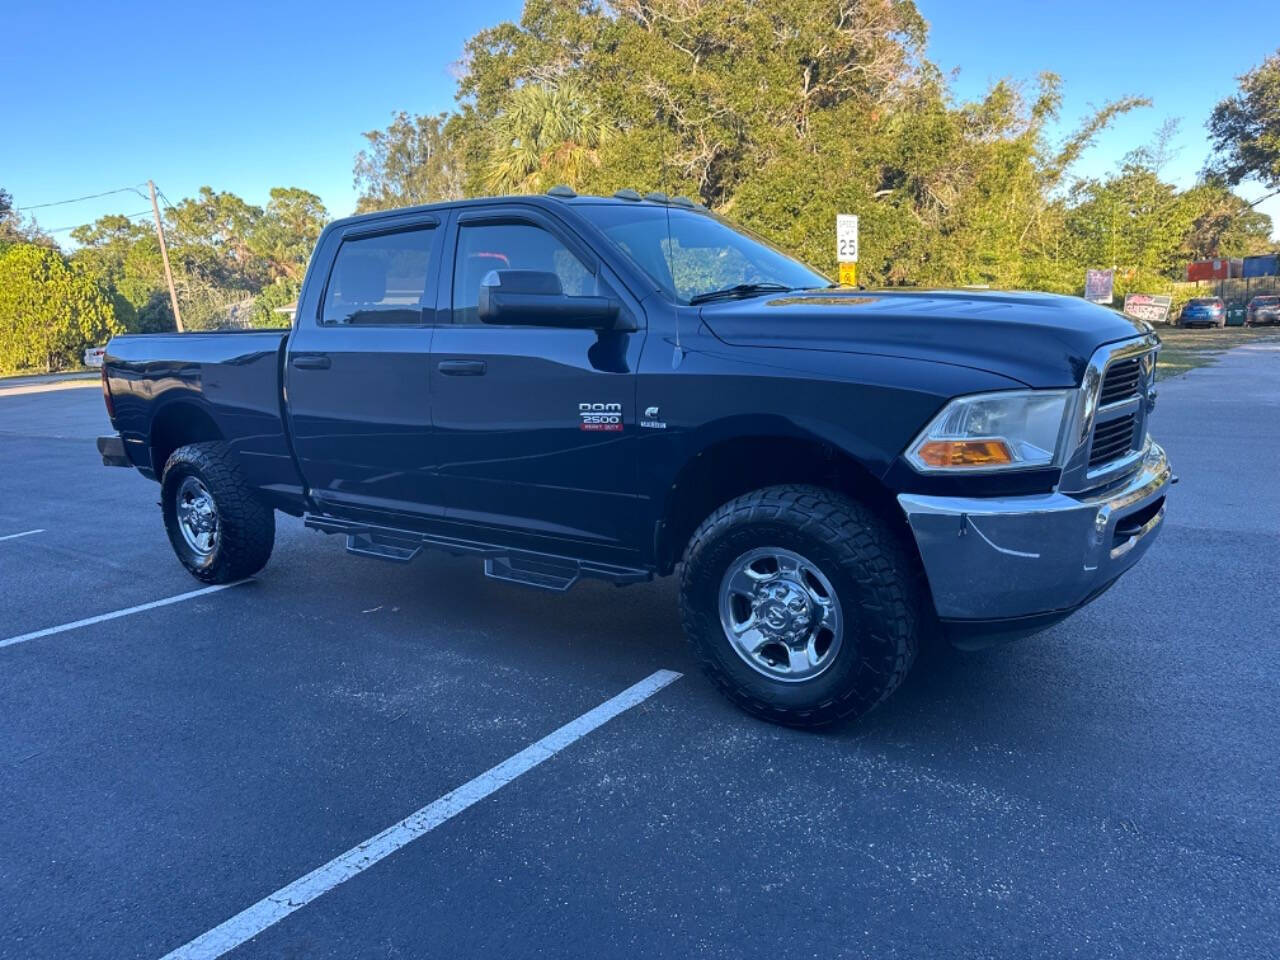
[2,342,1279,960]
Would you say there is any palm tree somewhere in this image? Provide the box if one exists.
[485,78,614,194]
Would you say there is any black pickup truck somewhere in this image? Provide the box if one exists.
[98,190,1171,726]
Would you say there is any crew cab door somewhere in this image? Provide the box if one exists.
[430,206,646,555]
[284,215,446,522]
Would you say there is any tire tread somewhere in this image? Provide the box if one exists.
[162,442,274,583]
[679,484,920,727]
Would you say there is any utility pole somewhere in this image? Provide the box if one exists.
[148,180,184,332]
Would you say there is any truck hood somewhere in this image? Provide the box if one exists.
[698,289,1151,388]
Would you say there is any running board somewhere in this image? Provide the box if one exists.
[485,555,579,592]
[345,532,422,563]
[306,514,651,591]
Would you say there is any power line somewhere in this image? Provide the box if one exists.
[15,184,150,211]
[154,186,202,237]
[1246,188,1280,209]
[45,210,153,234]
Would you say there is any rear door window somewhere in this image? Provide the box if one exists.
[321,226,438,326]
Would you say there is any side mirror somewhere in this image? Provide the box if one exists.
[477,270,621,329]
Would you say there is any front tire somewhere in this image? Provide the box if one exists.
[161,442,275,583]
[679,485,921,727]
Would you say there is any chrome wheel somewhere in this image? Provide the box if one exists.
[175,475,218,559]
[718,547,843,683]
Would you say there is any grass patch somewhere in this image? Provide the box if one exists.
[1155,325,1280,378]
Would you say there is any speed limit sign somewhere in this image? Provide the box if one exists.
[836,214,859,264]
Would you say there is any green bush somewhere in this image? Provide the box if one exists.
[0,243,121,374]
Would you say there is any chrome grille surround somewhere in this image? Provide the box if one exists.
[1058,333,1160,495]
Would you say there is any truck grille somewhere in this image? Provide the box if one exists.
[1089,413,1138,468]
[1099,356,1142,406]
[1086,348,1154,473]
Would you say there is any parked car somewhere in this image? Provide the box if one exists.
[1179,297,1225,328]
[1245,294,1280,327]
[96,191,1171,727]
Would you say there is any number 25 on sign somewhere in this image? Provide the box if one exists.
[836,214,858,286]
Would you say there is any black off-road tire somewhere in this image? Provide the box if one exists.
[679,484,921,728]
[161,442,275,583]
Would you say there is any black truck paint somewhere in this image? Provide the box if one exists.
[99,193,1171,726]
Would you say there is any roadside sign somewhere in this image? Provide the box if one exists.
[1122,293,1172,325]
[836,214,858,265]
[838,262,857,286]
[1085,268,1114,304]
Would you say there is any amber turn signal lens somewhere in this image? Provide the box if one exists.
[915,439,1014,468]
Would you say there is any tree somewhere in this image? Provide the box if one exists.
[0,187,55,251]
[166,186,266,290]
[249,188,328,281]
[447,1,1148,290]
[249,277,298,329]
[1207,48,1280,189]
[0,188,14,247]
[0,244,120,374]
[484,77,613,193]
[457,0,931,207]
[63,185,327,333]
[354,112,465,211]
[1180,183,1274,260]
[70,215,169,332]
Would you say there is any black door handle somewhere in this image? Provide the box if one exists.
[291,354,331,370]
[438,359,487,376]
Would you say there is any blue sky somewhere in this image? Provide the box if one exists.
[4,0,1276,241]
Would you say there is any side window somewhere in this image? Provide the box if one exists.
[321,227,436,326]
[452,222,594,324]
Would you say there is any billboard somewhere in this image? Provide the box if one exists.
[1122,293,1173,325]
[1084,268,1114,304]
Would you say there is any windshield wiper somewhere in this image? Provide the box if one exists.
[688,282,794,305]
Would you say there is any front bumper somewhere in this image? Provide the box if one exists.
[898,442,1171,646]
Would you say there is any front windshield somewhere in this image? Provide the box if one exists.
[576,203,829,304]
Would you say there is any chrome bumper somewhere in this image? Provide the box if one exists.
[898,442,1171,631]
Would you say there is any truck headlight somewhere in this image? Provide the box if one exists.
[905,390,1074,473]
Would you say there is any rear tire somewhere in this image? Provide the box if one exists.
[679,485,921,728]
[161,442,275,583]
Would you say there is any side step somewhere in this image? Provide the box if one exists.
[485,555,579,592]
[345,532,422,563]
[484,553,651,592]
[306,513,651,591]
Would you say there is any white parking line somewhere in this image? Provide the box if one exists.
[0,580,249,649]
[158,668,683,960]
[0,528,44,542]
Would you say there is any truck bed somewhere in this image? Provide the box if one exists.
[103,330,304,507]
